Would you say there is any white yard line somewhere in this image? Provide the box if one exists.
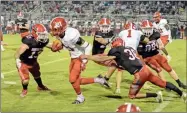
[153,80,186,112]
[2,58,69,75]
[152,91,180,112]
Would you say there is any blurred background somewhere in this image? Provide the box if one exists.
[0,0,187,39]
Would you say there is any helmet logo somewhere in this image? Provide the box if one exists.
[54,22,62,28]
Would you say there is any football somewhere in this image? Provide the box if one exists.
[51,39,63,52]
[116,103,141,112]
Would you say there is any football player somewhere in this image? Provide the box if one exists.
[15,12,29,34]
[0,29,4,51]
[1,16,5,51]
[49,17,109,104]
[153,11,172,61]
[102,22,149,93]
[81,38,187,103]
[92,18,124,94]
[6,19,14,34]
[92,18,115,56]
[15,24,50,97]
[138,20,187,89]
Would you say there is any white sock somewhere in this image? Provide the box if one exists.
[1,44,4,51]
[94,78,104,84]
[77,93,85,102]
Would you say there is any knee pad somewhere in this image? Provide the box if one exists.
[69,77,78,84]
[156,67,162,73]
[22,79,29,85]
[128,94,135,99]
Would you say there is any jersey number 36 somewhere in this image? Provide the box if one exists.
[124,48,139,60]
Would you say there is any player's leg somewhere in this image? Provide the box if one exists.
[129,70,157,99]
[29,61,50,91]
[69,58,85,104]
[129,66,158,100]
[156,54,187,89]
[73,58,109,87]
[17,63,30,97]
[103,66,117,81]
[158,36,171,61]
[70,58,110,104]
[148,69,184,98]
[114,69,123,94]
[144,56,165,80]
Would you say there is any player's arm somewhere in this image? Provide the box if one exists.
[15,44,29,59]
[14,43,29,68]
[81,54,116,62]
[94,35,109,45]
[140,35,149,43]
[76,37,92,55]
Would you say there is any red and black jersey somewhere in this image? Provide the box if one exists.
[92,30,114,55]
[20,35,49,65]
[108,46,143,75]
[137,31,160,58]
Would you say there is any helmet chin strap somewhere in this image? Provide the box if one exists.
[59,32,65,38]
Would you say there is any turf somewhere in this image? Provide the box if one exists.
[1,34,187,112]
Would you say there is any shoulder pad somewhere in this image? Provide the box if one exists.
[21,36,35,47]
[160,19,167,25]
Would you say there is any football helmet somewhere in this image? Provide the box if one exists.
[111,38,124,48]
[17,12,24,20]
[153,11,161,23]
[32,24,49,43]
[123,21,136,30]
[49,17,67,36]
[116,103,141,112]
[141,20,153,37]
[98,18,111,33]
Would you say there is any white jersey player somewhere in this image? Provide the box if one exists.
[1,16,5,51]
[153,11,172,61]
[6,19,14,34]
[118,22,144,51]
[49,17,109,104]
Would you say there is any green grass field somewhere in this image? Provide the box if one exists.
[1,34,187,112]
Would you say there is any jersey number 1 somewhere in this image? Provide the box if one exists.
[127,30,131,38]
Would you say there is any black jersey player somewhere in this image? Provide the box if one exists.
[81,38,187,103]
[15,24,50,97]
[92,18,115,55]
[138,20,187,89]
[15,12,29,34]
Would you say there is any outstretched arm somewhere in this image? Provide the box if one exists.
[15,44,29,59]
[81,55,116,62]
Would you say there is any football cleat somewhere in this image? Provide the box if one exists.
[72,99,85,104]
[178,83,187,89]
[20,89,27,97]
[97,74,110,88]
[181,92,187,103]
[156,91,163,103]
[37,85,50,91]
[114,88,121,94]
